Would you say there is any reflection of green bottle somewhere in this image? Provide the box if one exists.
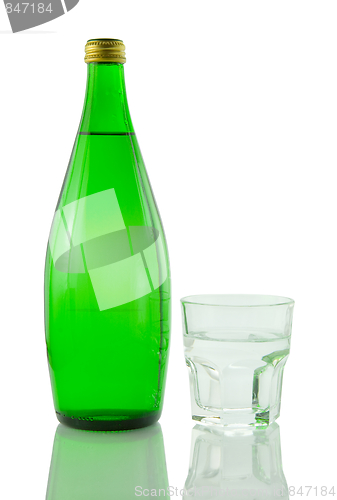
[44,39,171,431]
[46,424,169,500]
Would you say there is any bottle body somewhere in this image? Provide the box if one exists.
[44,61,171,430]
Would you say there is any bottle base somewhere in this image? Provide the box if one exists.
[56,410,161,431]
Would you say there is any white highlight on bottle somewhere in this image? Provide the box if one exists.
[49,188,167,311]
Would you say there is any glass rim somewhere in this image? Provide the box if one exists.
[180,294,295,308]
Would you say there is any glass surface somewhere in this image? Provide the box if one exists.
[181,294,294,427]
[44,62,171,431]
[46,423,168,499]
[184,423,288,499]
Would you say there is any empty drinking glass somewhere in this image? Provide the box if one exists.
[181,294,294,427]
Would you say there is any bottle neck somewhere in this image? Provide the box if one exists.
[79,63,134,134]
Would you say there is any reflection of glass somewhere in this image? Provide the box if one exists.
[181,295,294,426]
[46,423,168,499]
[184,423,288,499]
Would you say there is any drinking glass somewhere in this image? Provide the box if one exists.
[181,294,294,427]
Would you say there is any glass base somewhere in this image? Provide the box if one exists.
[56,410,161,431]
[192,408,277,428]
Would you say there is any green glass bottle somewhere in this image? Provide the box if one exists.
[44,39,171,431]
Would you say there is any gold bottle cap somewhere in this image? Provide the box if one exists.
[84,39,126,64]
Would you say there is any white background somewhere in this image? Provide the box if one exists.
[1,1,336,497]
